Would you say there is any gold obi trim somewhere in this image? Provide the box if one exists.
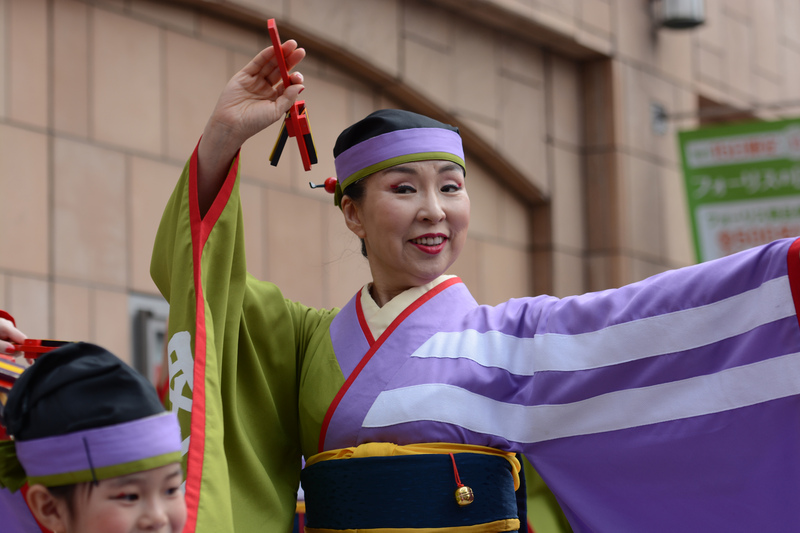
[304,517,521,533]
[306,442,521,491]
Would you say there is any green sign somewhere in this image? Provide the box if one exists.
[678,118,800,262]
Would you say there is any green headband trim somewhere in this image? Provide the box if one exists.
[334,152,467,207]
[27,451,182,487]
[0,440,26,492]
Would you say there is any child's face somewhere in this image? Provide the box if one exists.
[64,463,186,533]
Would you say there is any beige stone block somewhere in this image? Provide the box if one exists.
[613,0,653,65]
[348,87,379,127]
[291,0,349,46]
[402,0,452,50]
[579,0,612,36]
[619,155,664,258]
[722,15,752,101]
[753,74,782,120]
[550,55,582,148]
[620,63,678,164]
[723,0,751,21]
[0,0,6,119]
[403,39,454,109]
[530,203,552,248]
[499,35,545,86]
[94,0,125,9]
[343,0,400,77]
[240,181,266,279]
[536,0,579,26]
[53,283,91,341]
[131,0,197,33]
[551,249,585,297]
[479,242,532,305]
[530,248,553,296]
[323,206,371,308]
[7,275,49,339]
[575,25,614,56]
[551,146,585,250]
[629,255,669,284]
[498,78,547,194]
[93,289,131,363]
[0,125,49,275]
[198,14,260,52]
[53,0,89,137]
[695,44,724,90]
[8,0,47,128]
[673,86,698,141]
[463,163,500,241]
[240,124,294,187]
[585,151,620,251]
[781,47,800,111]
[781,0,800,50]
[458,115,499,148]
[660,166,695,267]
[130,156,183,294]
[230,0,284,16]
[654,29,693,87]
[92,9,161,154]
[752,0,781,79]
[587,253,628,290]
[582,59,617,149]
[53,138,127,286]
[497,189,532,247]
[165,31,229,161]
[619,63,653,152]
[453,18,497,121]
[695,0,724,50]
[614,2,695,86]
[266,189,325,307]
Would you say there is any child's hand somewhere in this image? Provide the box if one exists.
[0,316,26,355]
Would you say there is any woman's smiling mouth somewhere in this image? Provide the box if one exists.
[410,234,447,253]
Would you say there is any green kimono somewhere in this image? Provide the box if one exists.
[152,147,345,532]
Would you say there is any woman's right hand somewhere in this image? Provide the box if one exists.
[197,41,306,215]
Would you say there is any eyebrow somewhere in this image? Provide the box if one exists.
[437,163,464,174]
[107,474,145,487]
[381,165,417,175]
[382,162,463,175]
[105,467,183,487]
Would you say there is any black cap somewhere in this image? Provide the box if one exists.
[3,342,164,440]
[333,109,460,158]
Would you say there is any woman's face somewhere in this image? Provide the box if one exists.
[61,463,186,533]
[343,160,470,303]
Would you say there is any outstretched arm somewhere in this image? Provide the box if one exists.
[197,40,306,216]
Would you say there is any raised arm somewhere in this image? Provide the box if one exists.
[196,40,305,216]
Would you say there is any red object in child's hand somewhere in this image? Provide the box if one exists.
[10,339,71,359]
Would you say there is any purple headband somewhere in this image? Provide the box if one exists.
[333,128,466,206]
[16,412,182,485]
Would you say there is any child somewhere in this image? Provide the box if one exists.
[0,341,186,533]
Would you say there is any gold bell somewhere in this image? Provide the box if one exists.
[454,485,474,506]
